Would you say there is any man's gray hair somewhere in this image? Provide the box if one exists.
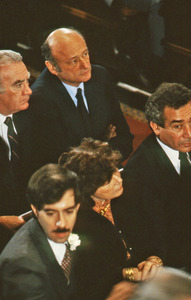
[145,82,191,127]
[0,50,22,66]
[0,50,23,93]
[131,267,191,300]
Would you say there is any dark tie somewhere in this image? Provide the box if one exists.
[4,117,20,164]
[179,151,191,177]
[76,88,92,136]
[61,245,71,284]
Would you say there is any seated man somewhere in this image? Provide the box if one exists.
[0,50,33,251]
[28,27,133,167]
[124,83,191,271]
[0,164,81,299]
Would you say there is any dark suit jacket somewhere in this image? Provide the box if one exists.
[29,65,133,167]
[71,198,164,300]
[0,218,69,300]
[123,133,191,271]
[0,111,37,252]
[0,111,36,217]
[71,204,128,300]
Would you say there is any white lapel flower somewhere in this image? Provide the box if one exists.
[68,233,81,251]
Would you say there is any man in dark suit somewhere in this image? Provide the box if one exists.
[0,50,34,251]
[124,83,191,271]
[29,27,133,167]
[0,164,81,299]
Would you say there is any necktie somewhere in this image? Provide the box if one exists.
[76,88,92,136]
[4,117,20,164]
[61,245,71,284]
[179,151,191,177]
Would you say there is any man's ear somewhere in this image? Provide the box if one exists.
[45,60,58,76]
[150,121,161,136]
[31,204,38,218]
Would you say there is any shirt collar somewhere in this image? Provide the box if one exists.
[0,113,13,125]
[156,137,179,161]
[62,82,84,98]
[47,238,67,265]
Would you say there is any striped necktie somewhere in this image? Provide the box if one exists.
[4,116,20,163]
[61,245,71,285]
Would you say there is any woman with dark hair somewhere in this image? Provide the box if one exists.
[59,138,164,300]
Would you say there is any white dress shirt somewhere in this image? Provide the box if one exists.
[47,238,67,265]
[156,137,191,175]
[62,82,89,112]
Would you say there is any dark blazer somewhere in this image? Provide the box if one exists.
[0,218,69,300]
[0,112,36,253]
[71,199,164,300]
[123,133,191,271]
[0,112,36,217]
[29,65,133,167]
[71,204,128,300]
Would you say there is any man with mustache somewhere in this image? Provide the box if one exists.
[0,50,33,252]
[28,27,133,168]
[123,83,191,272]
[0,164,81,299]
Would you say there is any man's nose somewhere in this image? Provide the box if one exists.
[183,125,191,137]
[79,57,89,69]
[23,82,32,95]
[56,213,66,228]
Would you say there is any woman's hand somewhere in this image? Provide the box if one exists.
[123,268,142,282]
[137,256,163,280]
[123,256,163,282]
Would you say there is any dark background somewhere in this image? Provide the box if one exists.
[1,0,191,110]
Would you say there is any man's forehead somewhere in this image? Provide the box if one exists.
[1,62,28,81]
[50,33,86,56]
[43,190,76,209]
[164,102,191,123]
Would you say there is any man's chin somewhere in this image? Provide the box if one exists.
[21,102,29,111]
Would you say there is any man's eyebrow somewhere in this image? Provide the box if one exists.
[12,71,31,86]
[43,208,56,212]
[170,120,183,124]
[68,48,89,61]
[43,205,76,212]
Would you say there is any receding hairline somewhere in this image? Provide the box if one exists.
[46,28,85,49]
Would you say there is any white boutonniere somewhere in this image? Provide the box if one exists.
[68,233,81,251]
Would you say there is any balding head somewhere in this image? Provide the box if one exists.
[41,28,91,86]
[42,28,84,68]
[47,28,83,48]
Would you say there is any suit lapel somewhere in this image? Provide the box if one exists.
[84,76,108,138]
[145,134,180,179]
[49,74,88,140]
[30,219,68,298]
